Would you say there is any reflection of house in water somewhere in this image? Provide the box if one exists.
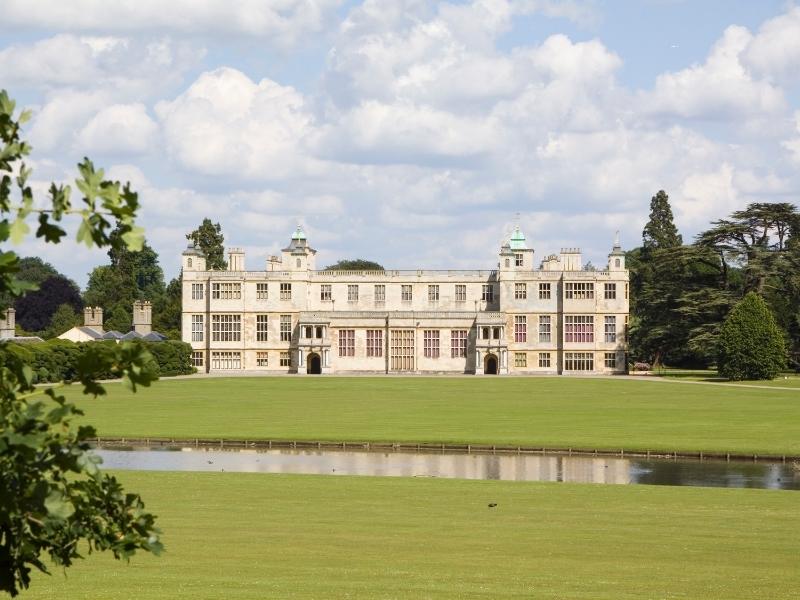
[303,451,634,484]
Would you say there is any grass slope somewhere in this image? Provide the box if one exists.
[65,376,800,456]
[24,472,800,600]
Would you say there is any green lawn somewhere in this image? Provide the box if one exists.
[657,369,800,388]
[62,376,800,456]
[23,471,800,599]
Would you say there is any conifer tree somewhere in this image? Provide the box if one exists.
[186,218,226,270]
[642,190,682,249]
[717,292,787,380]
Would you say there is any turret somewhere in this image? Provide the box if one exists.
[182,244,206,271]
[281,225,316,271]
[608,231,626,271]
[499,225,534,272]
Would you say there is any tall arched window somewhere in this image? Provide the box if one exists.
[187,258,192,268]
[615,258,620,268]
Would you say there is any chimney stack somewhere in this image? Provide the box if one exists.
[0,308,15,339]
[228,248,245,271]
[84,306,103,329]
[133,300,152,335]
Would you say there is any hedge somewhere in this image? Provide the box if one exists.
[0,339,195,383]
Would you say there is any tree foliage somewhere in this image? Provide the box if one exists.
[717,292,787,380]
[84,224,166,332]
[15,275,82,333]
[629,192,800,369]
[642,190,682,250]
[324,259,384,271]
[153,277,181,340]
[0,89,160,596]
[186,218,225,270]
[44,303,81,339]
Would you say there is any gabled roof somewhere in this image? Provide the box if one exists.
[78,327,104,339]
[121,331,143,340]
[102,330,123,340]
[143,332,167,341]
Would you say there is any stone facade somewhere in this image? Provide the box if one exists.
[181,226,629,375]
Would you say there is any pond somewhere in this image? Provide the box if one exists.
[95,447,800,491]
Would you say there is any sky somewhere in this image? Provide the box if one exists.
[2,0,800,286]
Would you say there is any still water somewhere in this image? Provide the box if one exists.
[95,447,800,491]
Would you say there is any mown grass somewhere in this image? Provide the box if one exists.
[62,376,800,456]
[23,471,800,600]
[658,369,800,388]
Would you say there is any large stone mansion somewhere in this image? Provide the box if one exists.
[181,226,629,375]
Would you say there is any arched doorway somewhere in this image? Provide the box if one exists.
[484,354,498,375]
[307,353,321,374]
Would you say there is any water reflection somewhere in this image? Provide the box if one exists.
[95,448,800,491]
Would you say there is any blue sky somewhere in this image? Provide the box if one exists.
[1,0,799,286]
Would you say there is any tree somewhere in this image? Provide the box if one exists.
[186,218,225,270]
[108,224,165,301]
[698,202,800,363]
[104,304,132,333]
[44,303,81,339]
[642,190,682,250]
[0,90,160,596]
[14,275,82,333]
[84,229,166,332]
[0,257,59,312]
[324,259,384,271]
[153,277,181,340]
[628,191,692,366]
[717,292,787,380]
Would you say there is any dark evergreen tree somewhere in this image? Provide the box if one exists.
[186,218,226,270]
[717,292,787,380]
[15,275,83,333]
[642,190,683,250]
[0,257,60,310]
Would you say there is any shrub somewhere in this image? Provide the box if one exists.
[0,339,195,383]
[717,292,787,381]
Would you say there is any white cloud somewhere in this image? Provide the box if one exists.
[0,34,203,96]
[1,0,341,47]
[314,100,497,164]
[782,110,800,166]
[645,25,785,120]
[76,104,158,155]
[155,67,320,179]
[742,7,800,83]
[27,89,112,153]
[676,164,739,231]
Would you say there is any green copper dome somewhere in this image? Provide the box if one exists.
[509,226,528,250]
[292,226,307,241]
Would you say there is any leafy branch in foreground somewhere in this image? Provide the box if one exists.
[0,89,161,597]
